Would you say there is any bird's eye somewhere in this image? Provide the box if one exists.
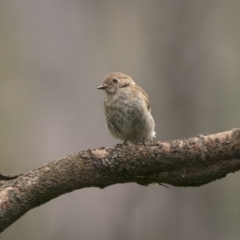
[112,77,119,83]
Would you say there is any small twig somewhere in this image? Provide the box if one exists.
[0,174,21,181]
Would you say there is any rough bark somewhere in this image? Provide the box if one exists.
[1,129,240,233]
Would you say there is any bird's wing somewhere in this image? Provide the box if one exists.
[133,85,151,112]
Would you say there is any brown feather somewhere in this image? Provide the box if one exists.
[131,85,151,112]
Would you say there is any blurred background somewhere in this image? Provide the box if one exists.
[1,0,240,239]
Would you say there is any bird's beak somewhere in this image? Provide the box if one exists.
[97,84,107,90]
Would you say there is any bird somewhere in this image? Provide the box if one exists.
[97,72,156,144]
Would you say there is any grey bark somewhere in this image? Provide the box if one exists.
[0,129,240,233]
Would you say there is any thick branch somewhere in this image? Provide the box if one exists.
[1,129,240,232]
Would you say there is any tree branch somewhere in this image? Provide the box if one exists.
[1,128,240,232]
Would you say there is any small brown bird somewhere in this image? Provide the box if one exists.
[97,72,156,144]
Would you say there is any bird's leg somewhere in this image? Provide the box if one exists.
[136,138,146,145]
[123,140,128,144]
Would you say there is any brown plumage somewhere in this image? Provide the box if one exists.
[97,72,156,143]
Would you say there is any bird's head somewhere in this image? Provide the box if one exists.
[97,72,135,94]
